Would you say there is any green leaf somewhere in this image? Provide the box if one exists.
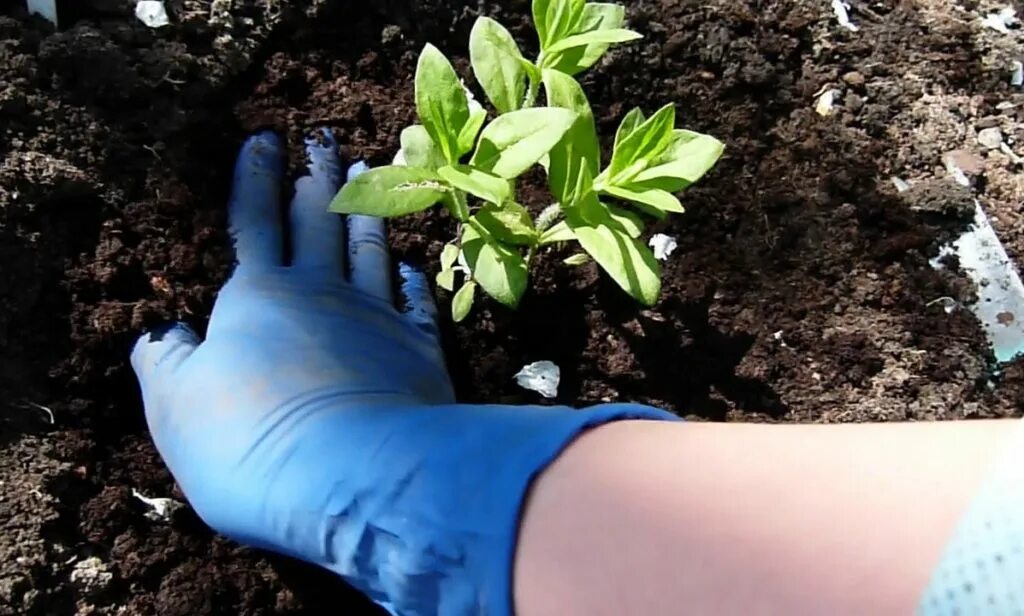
[452,280,476,322]
[543,69,600,204]
[606,103,676,182]
[462,221,528,307]
[330,166,447,217]
[566,207,661,305]
[602,184,685,214]
[533,0,586,50]
[457,109,488,158]
[441,243,461,270]
[470,17,529,114]
[400,125,446,171]
[442,191,470,221]
[437,269,456,292]
[549,3,628,75]
[471,108,577,179]
[632,130,725,190]
[614,108,645,151]
[476,202,538,246]
[546,28,642,55]
[564,253,591,266]
[438,165,511,205]
[539,220,575,244]
[416,44,470,163]
[604,202,645,237]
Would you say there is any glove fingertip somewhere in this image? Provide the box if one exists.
[347,160,370,182]
[399,262,439,334]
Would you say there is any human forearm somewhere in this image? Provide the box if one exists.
[514,420,1015,615]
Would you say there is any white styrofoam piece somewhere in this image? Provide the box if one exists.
[649,233,678,261]
[830,0,859,32]
[932,201,1024,363]
[515,361,560,399]
[135,1,170,28]
[27,0,57,26]
[132,488,184,522]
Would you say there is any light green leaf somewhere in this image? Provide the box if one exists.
[545,28,641,55]
[604,202,646,237]
[632,130,725,190]
[539,220,575,244]
[441,243,461,270]
[602,184,684,214]
[452,280,476,322]
[564,253,591,266]
[416,44,470,163]
[476,202,538,246]
[543,69,600,204]
[566,207,661,305]
[436,269,456,292]
[470,17,529,114]
[442,191,470,221]
[457,109,488,158]
[471,108,577,179]
[614,108,645,151]
[329,166,447,217]
[607,103,676,181]
[400,125,446,171]
[462,221,528,307]
[438,165,511,205]
[533,0,586,50]
[549,3,628,75]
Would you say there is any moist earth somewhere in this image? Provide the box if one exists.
[1,0,1023,613]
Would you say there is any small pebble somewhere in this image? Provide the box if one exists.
[978,127,1004,150]
[842,71,865,87]
[976,116,1001,129]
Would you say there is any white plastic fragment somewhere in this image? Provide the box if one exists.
[1012,61,1024,87]
[981,7,1017,33]
[891,176,911,193]
[27,0,57,26]
[514,361,560,399]
[926,297,959,315]
[815,89,840,117]
[930,201,1024,363]
[135,1,170,28]
[943,155,971,187]
[132,489,184,522]
[649,233,678,261]
[830,0,859,32]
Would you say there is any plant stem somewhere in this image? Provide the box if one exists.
[524,77,540,108]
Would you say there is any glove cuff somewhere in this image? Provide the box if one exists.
[423,403,679,616]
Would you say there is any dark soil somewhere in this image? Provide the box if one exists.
[1,0,1022,613]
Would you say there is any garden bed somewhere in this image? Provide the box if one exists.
[1,0,1022,613]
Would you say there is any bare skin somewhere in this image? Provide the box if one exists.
[514,420,1016,615]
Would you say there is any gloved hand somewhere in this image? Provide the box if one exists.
[131,131,676,616]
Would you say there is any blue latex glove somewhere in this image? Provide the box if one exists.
[131,131,676,615]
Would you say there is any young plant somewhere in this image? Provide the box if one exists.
[330,0,724,321]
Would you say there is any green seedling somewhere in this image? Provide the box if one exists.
[330,0,724,321]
